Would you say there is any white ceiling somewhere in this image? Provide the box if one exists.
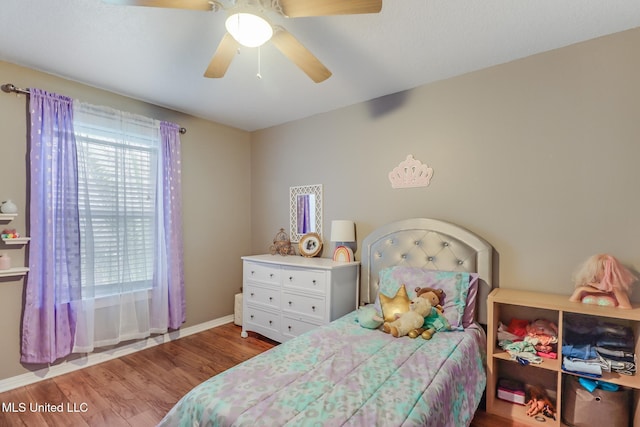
[1,1,639,131]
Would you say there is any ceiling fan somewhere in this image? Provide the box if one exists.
[102,0,383,83]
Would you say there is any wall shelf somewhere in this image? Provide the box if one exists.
[1,237,30,245]
[0,267,29,278]
[0,212,29,276]
[0,213,18,221]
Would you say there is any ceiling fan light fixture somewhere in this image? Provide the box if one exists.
[225,12,273,48]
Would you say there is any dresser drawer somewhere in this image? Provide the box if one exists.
[282,267,325,293]
[244,283,280,309]
[244,262,280,285]
[244,306,280,333]
[282,291,325,321]
[282,315,319,339]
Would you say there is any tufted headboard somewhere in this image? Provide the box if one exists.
[361,218,494,324]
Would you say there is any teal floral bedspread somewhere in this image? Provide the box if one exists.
[159,312,486,427]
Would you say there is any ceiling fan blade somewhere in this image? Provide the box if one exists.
[271,28,331,83]
[102,0,214,11]
[279,0,382,17]
[204,33,239,78]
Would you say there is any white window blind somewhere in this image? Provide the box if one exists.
[74,118,159,298]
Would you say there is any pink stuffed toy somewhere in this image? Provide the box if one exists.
[569,254,636,309]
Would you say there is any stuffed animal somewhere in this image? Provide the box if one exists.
[408,286,449,339]
[379,284,411,323]
[408,305,451,339]
[569,254,637,309]
[383,297,432,338]
[356,305,384,329]
[414,286,445,313]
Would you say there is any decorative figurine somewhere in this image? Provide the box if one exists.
[269,228,295,256]
[0,200,17,214]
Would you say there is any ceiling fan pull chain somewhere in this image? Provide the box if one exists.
[257,46,263,79]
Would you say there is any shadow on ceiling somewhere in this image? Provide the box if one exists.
[366,88,412,118]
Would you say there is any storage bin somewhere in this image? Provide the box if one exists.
[497,378,526,405]
[562,375,630,427]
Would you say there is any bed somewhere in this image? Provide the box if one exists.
[159,218,494,427]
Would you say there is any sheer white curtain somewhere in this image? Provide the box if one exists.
[72,102,169,352]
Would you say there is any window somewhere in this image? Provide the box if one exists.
[75,120,159,298]
[23,90,184,361]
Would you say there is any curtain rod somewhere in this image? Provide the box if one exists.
[1,83,187,135]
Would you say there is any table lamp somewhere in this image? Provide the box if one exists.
[330,220,355,262]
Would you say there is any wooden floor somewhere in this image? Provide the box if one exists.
[0,323,528,427]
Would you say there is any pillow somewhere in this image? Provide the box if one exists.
[375,266,479,330]
[378,284,411,323]
[461,274,479,328]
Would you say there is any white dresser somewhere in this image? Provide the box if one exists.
[240,254,359,343]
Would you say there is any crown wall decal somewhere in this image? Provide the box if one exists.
[388,155,433,189]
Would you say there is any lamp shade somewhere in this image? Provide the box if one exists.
[330,220,355,243]
[225,12,273,48]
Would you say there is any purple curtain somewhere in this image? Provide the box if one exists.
[21,89,81,364]
[160,121,185,329]
[297,195,311,234]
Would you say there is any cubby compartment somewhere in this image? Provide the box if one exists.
[492,303,560,363]
[561,374,631,427]
[492,359,559,424]
[487,288,640,426]
[487,298,561,425]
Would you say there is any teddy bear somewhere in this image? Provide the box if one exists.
[409,286,450,339]
[382,296,432,338]
[408,306,451,339]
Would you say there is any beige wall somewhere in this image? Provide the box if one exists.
[0,61,251,380]
[1,26,639,382]
[251,28,640,300]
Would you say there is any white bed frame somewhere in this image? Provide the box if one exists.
[360,218,494,324]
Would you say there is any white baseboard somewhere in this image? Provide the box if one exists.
[0,314,235,393]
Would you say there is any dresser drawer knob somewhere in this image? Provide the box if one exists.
[312,280,316,285]
[250,292,254,297]
[289,276,293,281]
[269,320,273,325]
[288,325,292,330]
[250,315,254,319]
[270,273,274,278]
[251,270,255,275]
[269,297,273,301]
[288,301,292,306]
[312,306,316,311]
